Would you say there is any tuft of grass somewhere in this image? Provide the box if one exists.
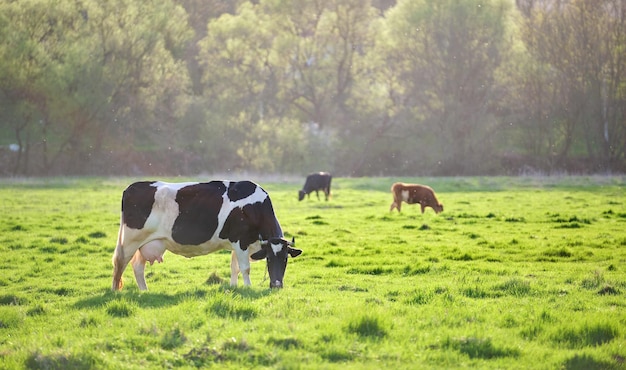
[551,322,619,348]
[320,347,355,362]
[0,294,28,306]
[205,272,224,285]
[208,295,257,321]
[184,346,224,366]
[267,336,302,349]
[326,260,346,268]
[105,298,136,317]
[581,270,605,290]
[26,304,46,316]
[406,289,433,305]
[161,326,187,349]
[88,231,107,238]
[79,316,100,328]
[495,278,532,297]
[50,237,68,245]
[346,313,388,339]
[452,253,474,261]
[346,266,394,275]
[544,247,573,258]
[562,354,616,370]
[403,264,431,275]
[0,307,22,328]
[25,350,102,370]
[75,236,89,244]
[597,284,619,295]
[462,286,491,299]
[443,337,520,359]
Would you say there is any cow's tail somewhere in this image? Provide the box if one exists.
[112,211,125,290]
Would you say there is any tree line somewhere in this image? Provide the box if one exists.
[1,0,624,176]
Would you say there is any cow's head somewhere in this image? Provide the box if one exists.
[251,237,301,288]
[298,190,306,201]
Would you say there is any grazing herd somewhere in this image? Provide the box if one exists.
[112,173,442,291]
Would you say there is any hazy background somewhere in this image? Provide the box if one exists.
[1,0,625,177]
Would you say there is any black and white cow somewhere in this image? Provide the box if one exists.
[112,180,301,291]
[298,172,332,201]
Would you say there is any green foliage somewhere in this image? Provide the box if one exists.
[0,176,625,369]
[2,1,626,176]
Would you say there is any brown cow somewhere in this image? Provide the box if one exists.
[389,182,443,214]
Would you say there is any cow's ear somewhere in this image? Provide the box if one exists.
[288,248,302,258]
[250,249,267,260]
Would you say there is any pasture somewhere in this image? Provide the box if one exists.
[0,176,624,369]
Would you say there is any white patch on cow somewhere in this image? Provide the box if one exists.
[401,190,409,203]
[151,181,199,191]
[270,242,282,256]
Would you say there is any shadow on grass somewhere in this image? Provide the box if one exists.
[74,284,274,310]
[563,354,619,370]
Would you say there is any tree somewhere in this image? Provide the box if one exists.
[0,0,192,175]
[512,0,626,172]
[351,0,515,175]
[197,0,378,173]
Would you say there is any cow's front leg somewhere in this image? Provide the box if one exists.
[130,250,149,290]
[231,244,252,286]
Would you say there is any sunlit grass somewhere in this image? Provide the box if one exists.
[0,176,624,369]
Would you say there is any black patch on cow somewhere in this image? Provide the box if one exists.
[227,181,258,202]
[219,196,282,248]
[171,182,226,245]
[122,181,157,229]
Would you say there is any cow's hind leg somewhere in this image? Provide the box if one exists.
[390,198,401,212]
[131,250,149,290]
[112,243,130,291]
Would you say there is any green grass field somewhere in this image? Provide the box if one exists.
[0,176,625,369]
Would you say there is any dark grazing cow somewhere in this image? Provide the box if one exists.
[389,182,444,214]
[298,172,332,201]
[112,180,301,290]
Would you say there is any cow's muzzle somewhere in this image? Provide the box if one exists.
[270,280,283,289]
